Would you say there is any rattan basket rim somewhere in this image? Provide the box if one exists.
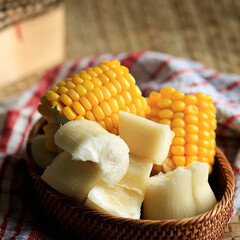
[26,117,235,227]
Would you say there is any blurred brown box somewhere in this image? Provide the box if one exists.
[0,2,65,88]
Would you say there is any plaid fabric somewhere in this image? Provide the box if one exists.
[0,51,239,239]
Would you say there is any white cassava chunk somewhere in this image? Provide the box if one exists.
[41,151,98,203]
[54,120,129,185]
[119,111,174,165]
[31,135,57,170]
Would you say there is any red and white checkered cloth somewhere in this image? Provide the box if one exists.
[0,51,240,239]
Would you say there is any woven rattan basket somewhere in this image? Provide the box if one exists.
[26,117,235,240]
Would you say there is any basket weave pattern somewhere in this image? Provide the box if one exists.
[26,118,235,240]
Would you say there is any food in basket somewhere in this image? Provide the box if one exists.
[37,59,149,153]
[85,156,153,219]
[119,111,174,164]
[54,120,129,184]
[42,151,98,202]
[146,88,216,173]
[30,59,218,221]
[143,162,217,220]
[31,135,57,170]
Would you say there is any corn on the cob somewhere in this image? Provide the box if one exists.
[146,87,216,173]
[38,59,149,152]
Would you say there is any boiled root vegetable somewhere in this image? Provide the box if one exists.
[85,156,153,219]
[54,120,129,185]
[119,111,174,165]
[41,151,99,203]
[143,162,217,220]
[31,135,57,170]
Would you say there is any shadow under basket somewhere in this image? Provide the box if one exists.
[26,118,235,240]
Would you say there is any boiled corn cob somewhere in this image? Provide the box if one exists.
[38,59,149,152]
[146,87,216,173]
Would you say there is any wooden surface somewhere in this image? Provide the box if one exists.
[1,0,240,239]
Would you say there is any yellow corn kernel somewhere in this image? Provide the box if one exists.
[172,156,185,166]
[108,98,119,113]
[198,101,209,110]
[60,94,73,106]
[50,85,59,92]
[99,73,109,84]
[158,109,173,119]
[86,111,95,121]
[101,86,111,100]
[105,70,117,81]
[104,117,113,130]
[199,121,210,130]
[83,80,94,91]
[171,91,185,101]
[195,92,208,101]
[186,124,199,134]
[199,130,211,139]
[158,98,172,109]
[72,101,86,116]
[111,113,119,127]
[122,106,130,113]
[100,101,112,116]
[170,146,185,155]
[63,106,77,120]
[92,106,105,120]
[198,147,209,157]
[105,82,117,97]
[93,66,103,75]
[100,64,109,72]
[210,119,217,130]
[133,98,142,112]
[46,92,59,102]
[149,107,159,117]
[86,92,99,106]
[185,133,198,144]
[111,79,122,93]
[185,115,198,125]
[57,81,65,87]
[115,95,126,109]
[172,137,185,145]
[67,89,80,101]
[198,112,209,121]
[184,95,197,105]
[186,156,198,165]
[92,77,102,88]
[97,120,106,129]
[198,156,208,163]
[58,86,68,94]
[122,91,132,105]
[172,128,185,137]
[75,85,87,96]
[198,139,210,148]
[126,73,136,86]
[171,101,185,112]
[160,87,175,98]
[72,77,83,85]
[79,72,92,81]
[75,115,85,121]
[117,76,130,90]
[151,117,160,123]
[87,69,98,78]
[52,101,64,112]
[159,119,171,126]
[65,81,75,89]
[109,128,118,135]
[80,96,92,110]
[173,112,184,119]
[171,118,185,128]
[184,105,198,115]
[92,88,104,103]
[128,103,137,115]
[185,144,198,155]
[130,85,141,98]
